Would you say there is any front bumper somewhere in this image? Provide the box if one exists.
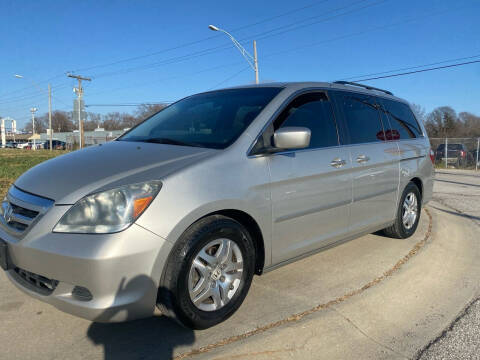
[0,212,172,322]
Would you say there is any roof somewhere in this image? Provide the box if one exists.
[223,81,408,103]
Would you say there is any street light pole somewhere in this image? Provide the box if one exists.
[14,74,53,150]
[48,84,52,151]
[208,25,259,84]
[253,40,259,85]
[30,107,38,151]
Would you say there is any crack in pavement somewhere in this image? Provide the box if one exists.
[174,209,433,360]
[332,307,410,360]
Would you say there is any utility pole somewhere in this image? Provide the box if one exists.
[67,74,91,149]
[253,40,259,85]
[48,84,52,151]
[30,107,38,151]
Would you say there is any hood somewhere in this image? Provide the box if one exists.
[14,141,216,204]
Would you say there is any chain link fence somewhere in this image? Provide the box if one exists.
[65,134,117,150]
[430,137,480,170]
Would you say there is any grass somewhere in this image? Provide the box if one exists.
[0,149,68,198]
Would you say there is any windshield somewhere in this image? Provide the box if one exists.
[118,87,282,149]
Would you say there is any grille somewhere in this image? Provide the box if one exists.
[13,267,59,296]
[0,186,53,236]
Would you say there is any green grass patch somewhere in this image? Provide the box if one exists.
[0,149,68,198]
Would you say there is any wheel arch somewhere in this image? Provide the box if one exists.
[204,209,265,275]
[410,177,423,198]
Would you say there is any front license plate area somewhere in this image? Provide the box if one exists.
[0,240,11,271]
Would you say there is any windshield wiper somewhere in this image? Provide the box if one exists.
[139,138,204,148]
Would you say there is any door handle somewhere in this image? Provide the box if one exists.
[356,155,370,163]
[330,158,347,168]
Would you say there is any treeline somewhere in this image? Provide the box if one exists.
[22,103,166,133]
[415,105,480,138]
[21,101,480,139]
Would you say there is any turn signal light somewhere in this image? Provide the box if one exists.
[133,196,153,219]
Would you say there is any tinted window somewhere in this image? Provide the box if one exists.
[119,87,282,149]
[338,93,385,144]
[381,99,422,139]
[274,92,339,149]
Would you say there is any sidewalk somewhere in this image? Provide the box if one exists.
[185,202,480,359]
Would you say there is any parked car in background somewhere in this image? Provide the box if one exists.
[4,142,17,149]
[16,142,31,149]
[43,140,66,150]
[435,143,474,167]
[27,143,42,150]
[0,82,434,329]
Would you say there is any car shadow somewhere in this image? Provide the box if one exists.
[434,178,480,188]
[87,276,195,360]
[430,206,480,222]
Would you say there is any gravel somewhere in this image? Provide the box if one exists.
[419,299,480,360]
[418,170,480,360]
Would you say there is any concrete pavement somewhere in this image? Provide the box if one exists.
[418,170,480,360]
[188,201,480,360]
[1,171,480,359]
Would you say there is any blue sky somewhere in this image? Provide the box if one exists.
[1,0,479,129]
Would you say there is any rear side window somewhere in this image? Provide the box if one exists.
[273,92,339,149]
[337,93,385,144]
[381,99,422,139]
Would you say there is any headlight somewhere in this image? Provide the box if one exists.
[53,181,162,234]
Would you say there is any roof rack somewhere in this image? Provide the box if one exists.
[333,81,393,96]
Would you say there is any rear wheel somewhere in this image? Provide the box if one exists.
[382,182,421,239]
[157,215,255,329]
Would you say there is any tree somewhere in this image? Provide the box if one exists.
[425,106,458,137]
[411,103,426,124]
[458,112,480,137]
[135,103,167,122]
[51,111,75,132]
[23,115,47,134]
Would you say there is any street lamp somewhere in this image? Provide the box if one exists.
[209,25,259,84]
[30,107,38,151]
[14,74,53,151]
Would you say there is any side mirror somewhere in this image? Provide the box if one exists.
[273,127,311,150]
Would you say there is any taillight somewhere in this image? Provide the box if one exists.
[460,150,466,157]
[429,149,435,164]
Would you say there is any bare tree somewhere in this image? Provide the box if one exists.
[411,103,426,124]
[51,111,75,132]
[135,104,167,122]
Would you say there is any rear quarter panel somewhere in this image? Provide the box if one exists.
[397,137,434,206]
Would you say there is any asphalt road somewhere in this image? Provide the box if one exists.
[1,170,479,360]
[418,170,480,360]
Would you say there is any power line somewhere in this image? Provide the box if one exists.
[86,103,172,107]
[206,66,252,91]
[70,0,335,74]
[0,1,335,100]
[352,59,480,82]
[86,8,476,105]
[341,54,480,81]
[87,0,378,81]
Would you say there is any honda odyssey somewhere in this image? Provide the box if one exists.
[0,81,434,329]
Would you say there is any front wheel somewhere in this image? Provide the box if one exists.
[382,182,421,239]
[157,215,255,329]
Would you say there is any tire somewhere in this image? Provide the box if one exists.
[382,182,422,239]
[157,215,256,329]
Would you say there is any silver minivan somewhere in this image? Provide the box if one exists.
[0,82,434,329]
